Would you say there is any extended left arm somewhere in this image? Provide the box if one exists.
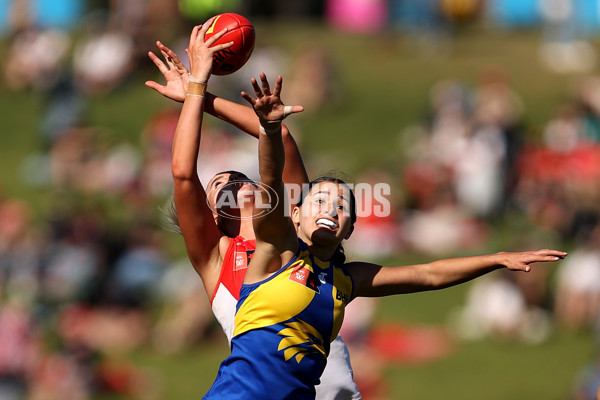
[347,249,567,298]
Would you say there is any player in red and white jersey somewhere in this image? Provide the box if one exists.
[210,234,255,343]
[146,22,361,399]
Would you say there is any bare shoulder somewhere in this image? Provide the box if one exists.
[343,261,383,290]
[218,235,233,258]
[185,234,228,300]
[344,261,382,275]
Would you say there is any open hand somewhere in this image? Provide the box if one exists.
[498,249,567,272]
[145,41,189,102]
[241,73,303,124]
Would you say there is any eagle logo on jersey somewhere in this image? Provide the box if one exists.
[277,320,326,363]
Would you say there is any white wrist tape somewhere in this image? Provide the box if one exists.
[258,105,293,134]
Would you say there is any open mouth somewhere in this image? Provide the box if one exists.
[316,218,338,231]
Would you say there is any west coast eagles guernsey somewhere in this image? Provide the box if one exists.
[203,239,355,400]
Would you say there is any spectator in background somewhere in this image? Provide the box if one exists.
[461,67,524,216]
[399,79,490,255]
[538,0,597,74]
[554,221,600,331]
[108,0,181,67]
[345,168,402,259]
[286,45,342,112]
[40,208,106,304]
[401,177,489,256]
[105,218,166,310]
[152,258,215,354]
[450,265,553,344]
[0,199,41,303]
[0,300,40,400]
[451,269,528,341]
[543,103,582,153]
[4,26,71,91]
[514,97,600,239]
[48,127,106,191]
[38,71,87,147]
[140,107,181,197]
[420,69,525,220]
[571,76,600,143]
[427,79,472,171]
[72,14,135,96]
[3,0,34,33]
[569,352,600,400]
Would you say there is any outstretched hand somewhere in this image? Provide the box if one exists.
[145,41,189,102]
[187,18,232,83]
[146,18,233,98]
[499,249,567,272]
[241,73,304,124]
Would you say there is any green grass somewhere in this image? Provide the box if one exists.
[375,284,595,399]
[129,335,230,398]
[1,21,597,399]
[0,90,43,196]
[383,330,594,400]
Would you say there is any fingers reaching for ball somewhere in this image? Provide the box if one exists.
[202,13,255,75]
[187,19,233,82]
[156,41,187,75]
[180,13,257,80]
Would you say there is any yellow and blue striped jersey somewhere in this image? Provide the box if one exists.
[203,239,355,399]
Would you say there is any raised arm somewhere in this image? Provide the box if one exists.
[240,73,304,282]
[145,42,308,187]
[169,22,232,294]
[347,249,567,298]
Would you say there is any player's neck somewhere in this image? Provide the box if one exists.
[219,219,255,240]
[237,221,255,240]
[298,231,336,261]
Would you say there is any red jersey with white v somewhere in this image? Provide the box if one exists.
[211,236,256,343]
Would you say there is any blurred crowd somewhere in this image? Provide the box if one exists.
[396,69,600,400]
[1,0,600,399]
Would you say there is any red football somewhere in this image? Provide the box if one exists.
[204,13,255,75]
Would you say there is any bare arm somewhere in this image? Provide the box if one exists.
[170,22,232,295]
[145,42,309,187]
[346,249,567,298]
[240,73,304,282]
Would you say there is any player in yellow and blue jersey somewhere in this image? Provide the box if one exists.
[200,58,568,400]
[205,237,354,398]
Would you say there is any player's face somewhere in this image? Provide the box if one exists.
[206,172,258,216]
[293,181,353,248]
